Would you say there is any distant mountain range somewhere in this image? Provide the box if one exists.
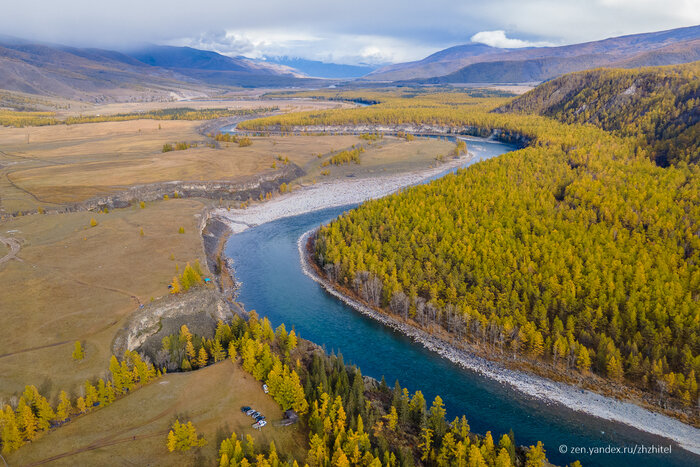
[0,39,324,102]
[0,25,698,102]
[363,25,700,83]
[262,56,377,79]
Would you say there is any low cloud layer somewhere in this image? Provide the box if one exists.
[167,30,437,65]
[1,0,698,65]
[470,31,554,49]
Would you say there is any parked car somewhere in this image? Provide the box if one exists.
[255,415,265,421]
[240,406,251,413]
[262,384,269,394]
[250,411,260,418]
[246,409,255,416]
[257,420,267,427]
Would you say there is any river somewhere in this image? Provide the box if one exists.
[223,137,699,467]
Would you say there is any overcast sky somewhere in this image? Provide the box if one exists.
[2,0,698,65]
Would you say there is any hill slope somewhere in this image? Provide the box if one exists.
[294,65,700,416]
[0,40,316,102]
[365,25,700,82]
[498,62,700,165]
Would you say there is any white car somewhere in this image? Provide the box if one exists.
[262,384,269,394]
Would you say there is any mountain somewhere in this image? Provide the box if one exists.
[0,40,319,102]
[363,43,505,82]
[497,61,700,165]
[124,45,304,80]
[262,56,377,79]
[364,25,700,83]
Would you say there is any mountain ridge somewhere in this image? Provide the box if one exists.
[0,40,322,102]
[365,24,700,82]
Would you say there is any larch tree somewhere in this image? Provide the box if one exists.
[197,347,209,368]
[72,341,85,361]
[56,391,72,421]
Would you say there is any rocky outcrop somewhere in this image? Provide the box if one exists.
[10,163,305,217]
[111,288,233,359]
[74,164,305,212]
[201,213,245,316]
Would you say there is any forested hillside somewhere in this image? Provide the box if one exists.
[241,70,700,414]
[498,62,699,165]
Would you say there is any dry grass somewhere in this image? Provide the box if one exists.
[0,120,363,210]
[55,97,347,118]
[300,136,456,182]
[0,199,209,400]
[6,360,307,466]
[8,134,360,197]
[0,100,382,463]
[0,98,354,213]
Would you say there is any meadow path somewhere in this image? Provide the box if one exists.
[0,235,20,266]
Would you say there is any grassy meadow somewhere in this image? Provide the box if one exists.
[5,360,306,466]
[0,199,208,399]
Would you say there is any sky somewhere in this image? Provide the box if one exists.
[1,0,698,65]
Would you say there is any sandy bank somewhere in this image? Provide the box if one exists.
[213,154,471,233]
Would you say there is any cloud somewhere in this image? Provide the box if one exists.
[470,30,553,48]
[0,0,697,64]
[169,30,438,66]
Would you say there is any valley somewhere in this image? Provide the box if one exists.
[0,16,698,466]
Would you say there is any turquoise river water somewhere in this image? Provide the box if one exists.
[224,138,698,467]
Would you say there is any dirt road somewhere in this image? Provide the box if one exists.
[0,236,20,266]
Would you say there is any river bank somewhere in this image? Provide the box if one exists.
[210,130,700,459]
[210,160,700,458]
[295,227,700,456]
[213,153,473,234]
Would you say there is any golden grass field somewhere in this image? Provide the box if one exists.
[0,199,209,400]
[53,96,346,118]
[300,136,457,183]
[6,359,307,466]
[0,119,456,213]
[0,120,361,211]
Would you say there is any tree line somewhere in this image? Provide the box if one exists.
[162,312,555,466]
[0,351,162,453]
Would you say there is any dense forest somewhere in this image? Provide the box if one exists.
[239,65,700,411]
[498,62,700,165]
[170,313,554,466]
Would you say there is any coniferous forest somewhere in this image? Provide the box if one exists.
[263,63,700,413]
